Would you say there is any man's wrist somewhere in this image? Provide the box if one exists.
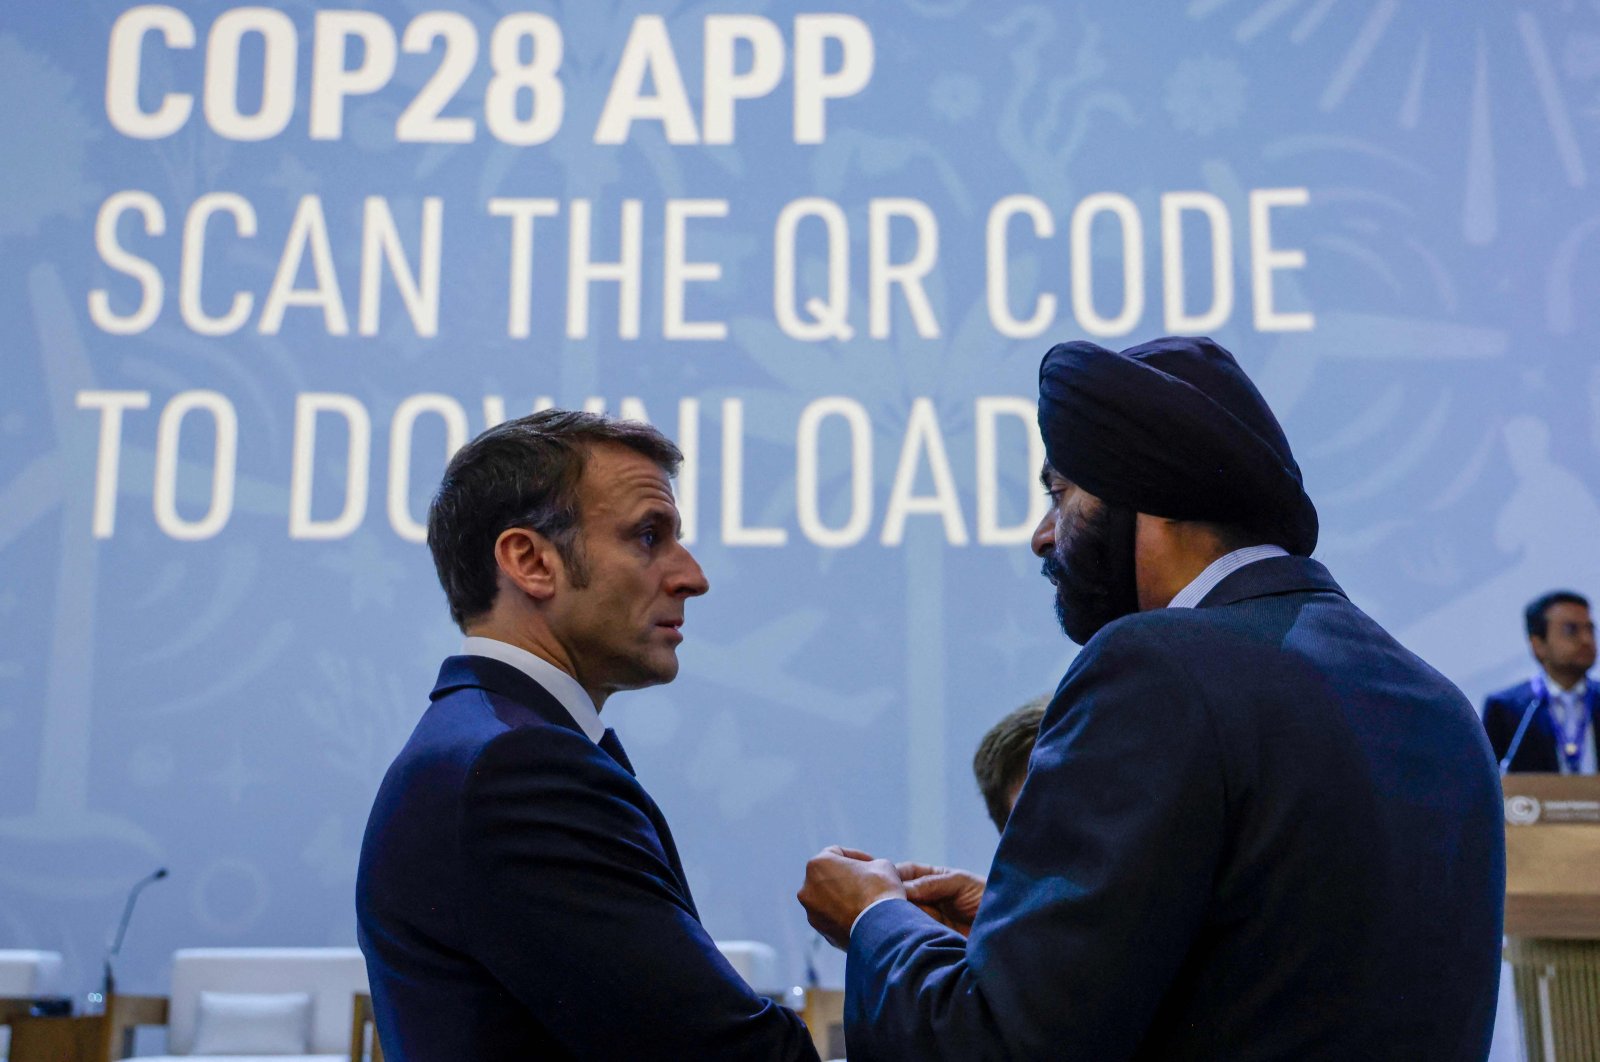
[849,895,902,938]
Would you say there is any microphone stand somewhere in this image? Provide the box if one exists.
[101,867,168,1010]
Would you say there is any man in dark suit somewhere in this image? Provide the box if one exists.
[798,337,1506,1060]
[1483,590,1598,773]
[357,411,818,1060]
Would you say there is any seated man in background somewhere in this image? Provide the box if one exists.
[357,411,818,1061]
[972,697,1048,831]
[1484,590,1598,774]
[891,698,1049,939]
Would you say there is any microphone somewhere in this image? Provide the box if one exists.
[102,867,168,1003]
[804,933,824,988]
[1499,696,1541,776]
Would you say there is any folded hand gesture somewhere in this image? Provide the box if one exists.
[895,862,985,937]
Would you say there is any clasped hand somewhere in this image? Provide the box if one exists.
[797,846,985,949]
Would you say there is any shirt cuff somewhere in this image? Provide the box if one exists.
[850,896,902,938]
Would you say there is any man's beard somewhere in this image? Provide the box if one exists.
[1041,501,1139,645]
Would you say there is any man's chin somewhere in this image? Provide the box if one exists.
[634,649,681,688]
[1054,588,1125,646]
[1053,590,1073,639]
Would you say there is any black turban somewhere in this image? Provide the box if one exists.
[1037,336,1318,556]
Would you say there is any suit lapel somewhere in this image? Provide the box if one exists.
[651,809,699,920]
[1534,694,1562,762]
[597,727,698,917]
[1515,681,1555,768]
[433,654,701,917]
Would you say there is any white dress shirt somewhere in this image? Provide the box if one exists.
[1544,676,1599,775]
[460,636,604,743]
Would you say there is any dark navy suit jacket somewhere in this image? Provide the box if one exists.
[1483,677,1595,773]
[356,655,818,1061]
[846,556,1505,1061]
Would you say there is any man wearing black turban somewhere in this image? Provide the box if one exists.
[800,337,1506,1060]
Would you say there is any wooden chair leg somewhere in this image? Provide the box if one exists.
[349,992,383,1062]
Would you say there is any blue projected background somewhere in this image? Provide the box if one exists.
[3,0,1599,1029]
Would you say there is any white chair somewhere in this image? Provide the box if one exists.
[126,943,772,1060]
[132,948,367,1061]
[0,950,63,1000]
[0,951,65,1061]
[714,940,781,996]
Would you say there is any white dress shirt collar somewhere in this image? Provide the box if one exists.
[1545,675,1588,698]
[1167,545,1290,609]
[460,636,604,743]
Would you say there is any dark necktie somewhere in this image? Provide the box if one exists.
[599,728,635,775]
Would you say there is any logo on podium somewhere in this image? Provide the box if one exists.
[1504,794,1542,825]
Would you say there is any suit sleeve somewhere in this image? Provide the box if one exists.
[458,725,818,1062]
[845,622,1228,1061]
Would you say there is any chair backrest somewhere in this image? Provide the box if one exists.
[0,951,63,997]
[713,941,780,995]
[167,948,368,1055]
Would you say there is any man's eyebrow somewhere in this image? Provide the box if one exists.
[631,503,678,530]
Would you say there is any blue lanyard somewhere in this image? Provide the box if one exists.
[1533,675,1596,772]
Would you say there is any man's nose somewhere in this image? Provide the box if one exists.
[1031,510,1055,559]
[671,545,710,598]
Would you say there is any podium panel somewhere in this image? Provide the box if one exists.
[8,1014,108,1062]
[1503,775,1600,939]
[1502,776,1600,1061]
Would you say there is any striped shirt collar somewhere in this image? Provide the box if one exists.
[460,636,604,743]
[1167,545,1290,609]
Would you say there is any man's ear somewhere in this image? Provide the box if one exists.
[494,527,561,602]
